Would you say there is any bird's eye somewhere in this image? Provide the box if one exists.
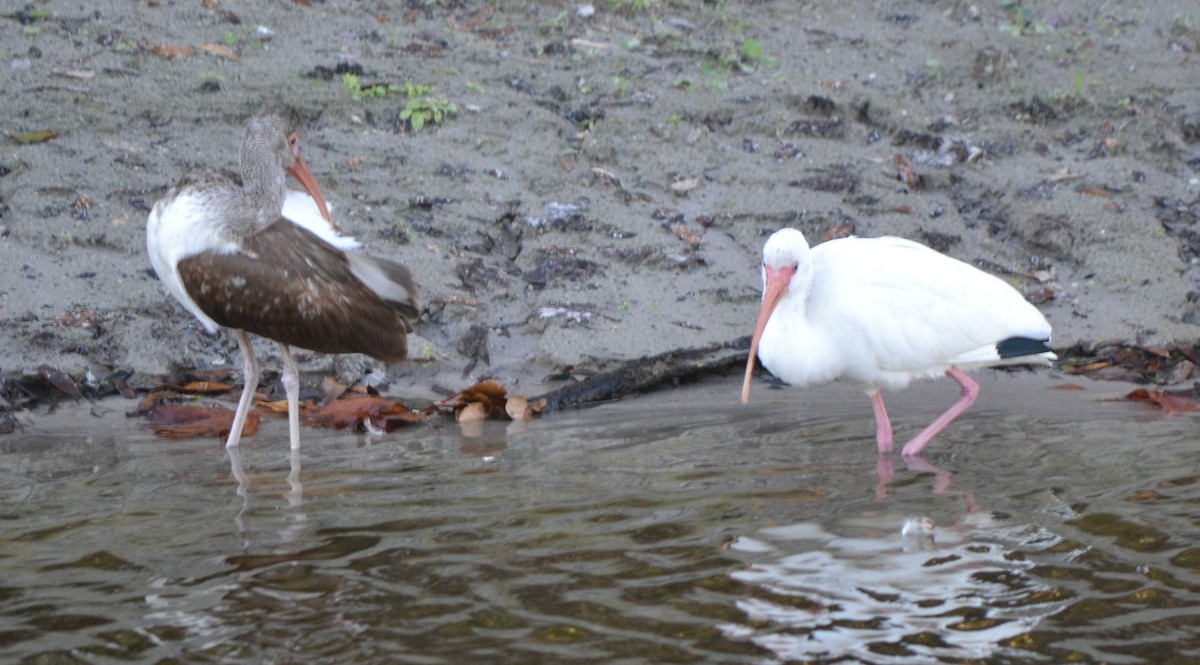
[791,262,799,270]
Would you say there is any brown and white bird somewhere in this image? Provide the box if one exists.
[147,114,418,450]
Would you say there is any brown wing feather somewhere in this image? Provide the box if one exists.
[177,220,418,362]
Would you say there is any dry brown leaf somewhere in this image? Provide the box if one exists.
[196,43,239,59]
[1078,187,1109,198]
[457,401,489,423]
[505,396,529,420]
[55,306,104,328]
[456,380,508,415]
[144,43,194,59]
[147,405,259,441]
[303,396,424,431]
[138,390,173,413]
[820,221,856,243]
[259,399,291,414]
[179,381,235,395]
[1127,489,1167,502]
[671,223,706,246]
[319,376,349,405]
[1125,388,1199,414]
[894,154,920,188]
[37,365,81,400]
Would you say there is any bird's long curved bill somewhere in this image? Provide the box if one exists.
[285,155,332,224]
[740,268,789,404]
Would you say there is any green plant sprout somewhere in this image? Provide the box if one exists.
[1000,3,1055,36]
[342,74,458,131]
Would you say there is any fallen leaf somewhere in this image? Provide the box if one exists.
[53,69,95,79]
[457,401,488,423]
[144,43,194,59]
[145,404,226,426]
[259,399,291,414]
[55,306,104,328]
[505,396,529,420]
[37,365,81,399]
[1160,474,1200,488]
[303,396,424,431]
[147,404,259,441]
[319,376,349,405]
[671,223,706,246]
[820,221,856,242]
[456,380,508,415]
[137,390,174,414]
[1125,388,1200,414]
[1047,166,1085,183]
[591,167,619,186]
[670,177,700,193]
[196,43,238,59]
[7,130,59,144]
[179,381,235,395]
[894,154,920,188]
[1127,489,1167,502]
[504,395,547,420]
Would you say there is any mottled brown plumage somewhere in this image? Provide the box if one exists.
[178,219,417,361]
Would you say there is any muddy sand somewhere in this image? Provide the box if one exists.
[3,1,1200,415]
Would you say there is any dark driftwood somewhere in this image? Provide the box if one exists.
[533,336,752,410]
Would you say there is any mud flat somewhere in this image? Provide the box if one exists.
[3,1,1200,415]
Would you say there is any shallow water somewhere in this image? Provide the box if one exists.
[2,375,1199,664]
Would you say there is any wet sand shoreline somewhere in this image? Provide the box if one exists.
[3,1,1200,423]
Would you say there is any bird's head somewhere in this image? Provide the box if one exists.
[741,228,814,404]
[241,113,332,224]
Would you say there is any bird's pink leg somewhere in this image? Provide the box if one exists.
[279,344,302,451]
[875,452,895,500]
[871,390,894,454]
[226,329,260,448]
[900,367,979,457]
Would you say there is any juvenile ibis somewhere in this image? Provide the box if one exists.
[147,114,419,450]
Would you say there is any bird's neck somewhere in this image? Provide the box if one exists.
[227,154,286,238]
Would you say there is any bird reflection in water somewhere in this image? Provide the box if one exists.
[874,453,980,513]
[721,458,1070,663]
[225,445,307,546]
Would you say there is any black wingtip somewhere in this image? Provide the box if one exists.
[996,336,1052,359]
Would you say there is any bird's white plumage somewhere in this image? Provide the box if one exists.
[281,190,359,250]
[146,190,232,333]
[755,229,1053,394]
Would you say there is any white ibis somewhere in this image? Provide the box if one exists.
[147,113,418,450]
[741,228,1054,457]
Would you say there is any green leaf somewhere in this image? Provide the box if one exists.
[742,37,763,61]
[7,130,59,144]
